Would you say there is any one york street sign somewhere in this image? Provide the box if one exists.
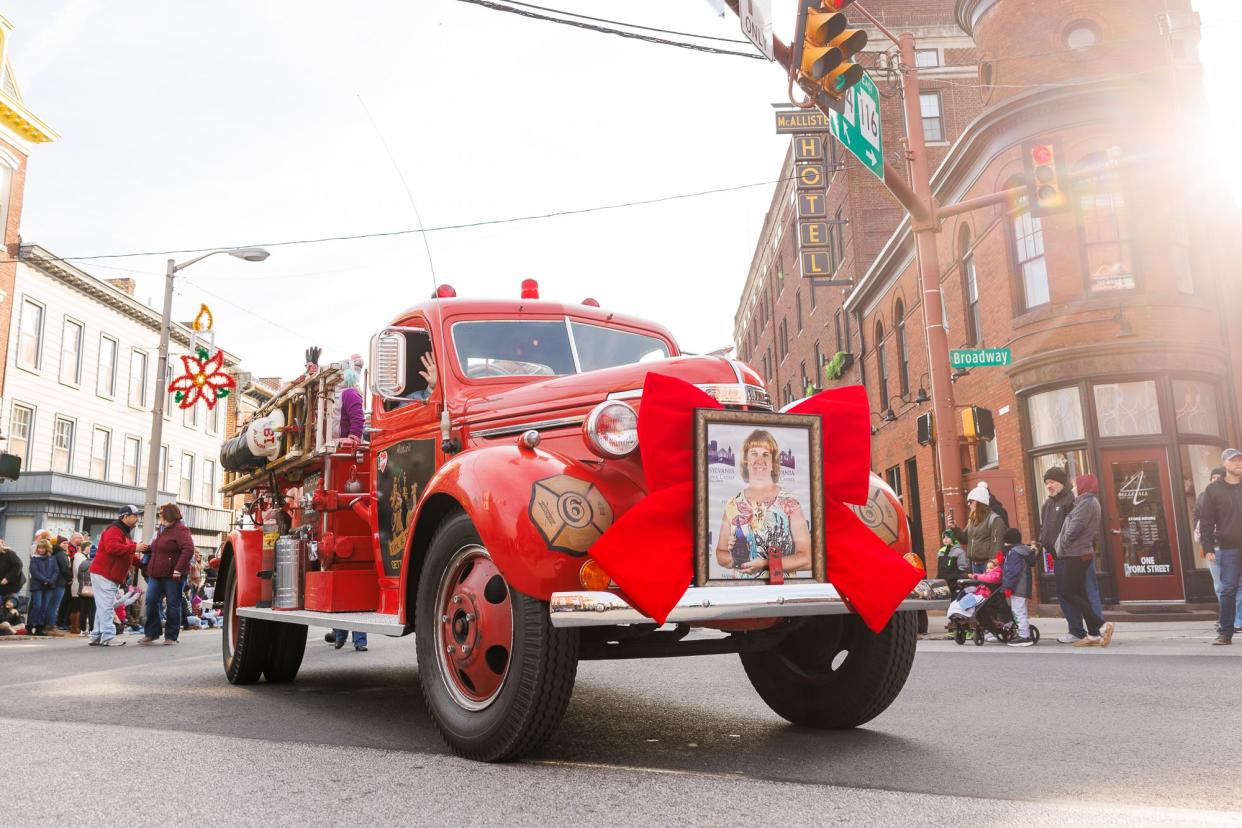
[828,71,883,181]
[950,348,1012,368]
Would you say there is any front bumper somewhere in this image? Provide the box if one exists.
[548,578,951,628]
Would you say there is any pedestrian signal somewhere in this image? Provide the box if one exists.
[1022,139,1069,216]
[961,406,995,442]
[792,2,869,113]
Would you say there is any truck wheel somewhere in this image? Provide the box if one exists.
[416,513,578,761]
[264,623,307,683]
[222,563,272,685]
[739,610,916,729]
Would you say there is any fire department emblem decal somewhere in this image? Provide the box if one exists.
[849,483,901,547]
[377,451,388,474]
[529,474,613,556]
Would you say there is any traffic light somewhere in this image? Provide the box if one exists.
[1022,139,1069,216]
[961,406,995,442]
[792,1,868,113]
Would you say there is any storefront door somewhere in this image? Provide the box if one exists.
[1099,448,1184,601]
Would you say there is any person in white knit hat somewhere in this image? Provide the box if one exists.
[964,483,1007,574]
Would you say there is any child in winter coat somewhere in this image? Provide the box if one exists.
[1002,527,1038,647]
[936,529,969,591]
[0,596,23,635]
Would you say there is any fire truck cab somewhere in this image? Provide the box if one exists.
[216,283,949,761]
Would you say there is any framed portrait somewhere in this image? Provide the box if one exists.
[693,409,826,587]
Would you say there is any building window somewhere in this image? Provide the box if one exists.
[160,444,169,492]
[875,321,889,412]
[52,416,75,473]
[976,436,999,470]
[1012,208,1050,309]
[207,400,220,436]
[9,403,33,464]
[960,226,982,345]
[129,349,149,409]
[833,208,845,271]
[895,299,909,395]
[123,436,141,486]
[1173,379,1220,437]
[165,364,175,421]
[919,92,944,142]
[1028,386,1086,447]
[60,318,84,386]
[97,335,118,398]
[90,427,111,481]
[1075,153,1135,292]
[184,396,199,429]
[834,310,843,352]
[915,49,940,68]
[202,458,216,505]
[884,465,902,498]
[0,163,11,236]
[814,342,824,385]
[18,298,44,371]
[1182,444,1223,569]
[1172,218,1194,294]
[1093,380,1160,437]
[180,452,194,502]
[795,290,804,332]
[783,382,793,407]
[1063,20,1100,51]
[800,361,808,395]
[780,319,789,359]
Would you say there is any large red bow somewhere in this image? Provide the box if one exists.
[589,373,920,632]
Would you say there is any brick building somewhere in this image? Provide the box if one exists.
[732,0,979,563]
[843,0,1235,608]
[0,14,57,422]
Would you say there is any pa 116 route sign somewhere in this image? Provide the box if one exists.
[828,71,883,182]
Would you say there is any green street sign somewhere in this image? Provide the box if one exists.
[828,72,883,181]
[951,348,1012,368]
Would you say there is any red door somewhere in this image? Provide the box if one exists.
[1099,448,1184,602]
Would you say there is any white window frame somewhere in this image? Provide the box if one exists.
[128,348,149,410]
[179,451,194,502]
[97,333,119,399]
[59,316,85,388]
[206,399,220,436]
[122,435,141,487]
[90,425,112,481]
[159,444,169,492]
[915,48,940,68]
[52,415,76,474]
[184,396,199,429]
[201,458,216,506]
[8,401,34,464]
[919,92,945,143]
[17,296,45,372]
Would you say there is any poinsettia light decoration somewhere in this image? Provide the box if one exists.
[167,304,236,410]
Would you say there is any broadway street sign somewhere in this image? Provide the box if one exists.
[950,348,1012,368]
[828,71,883,181]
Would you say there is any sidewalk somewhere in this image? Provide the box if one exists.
[920,616,1237,655]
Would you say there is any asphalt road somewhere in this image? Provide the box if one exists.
[3,619,1238,826]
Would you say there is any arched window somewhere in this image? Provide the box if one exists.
[1074,152,1134,292]
[895,299,909,396]
[959,225,982,345]
[1004,175,1049,310]
[875,320,889,413]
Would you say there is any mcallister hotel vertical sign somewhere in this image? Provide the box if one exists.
[775,110,849,287]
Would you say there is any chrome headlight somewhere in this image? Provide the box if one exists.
[583,401,639,458]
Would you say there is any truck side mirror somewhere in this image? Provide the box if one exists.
[369,329,408,400]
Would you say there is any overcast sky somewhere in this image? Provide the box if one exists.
[3,1,1239,377]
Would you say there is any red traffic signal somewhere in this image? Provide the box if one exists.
[1022,139,1069,216]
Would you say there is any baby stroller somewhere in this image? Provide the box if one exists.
[947,579,1040,646]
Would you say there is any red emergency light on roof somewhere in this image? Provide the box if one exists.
[521,279,539,299]
[582,298,600,307]
[435,284,457,298]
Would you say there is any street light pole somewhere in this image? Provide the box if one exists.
[141,248,269,538]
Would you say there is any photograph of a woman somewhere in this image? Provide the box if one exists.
[713,429,812,579]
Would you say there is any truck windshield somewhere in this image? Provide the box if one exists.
[452,319,669,378]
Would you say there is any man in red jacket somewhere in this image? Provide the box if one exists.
[88,505,148,647]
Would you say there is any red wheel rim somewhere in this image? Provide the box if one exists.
[434,545,514,711]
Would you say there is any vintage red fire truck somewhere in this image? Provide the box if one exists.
[216,281,948,761]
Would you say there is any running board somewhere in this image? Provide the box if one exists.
[236,607,409,636]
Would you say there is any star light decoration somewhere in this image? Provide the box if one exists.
[167,304,235,410]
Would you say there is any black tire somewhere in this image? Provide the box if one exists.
[264,623,307,683]
[222,564,272,685]
[739,610,917,729]
[1029,625,1040,644]
[954,628,967,645]
[416,513,579,761]
[973,625,986,646]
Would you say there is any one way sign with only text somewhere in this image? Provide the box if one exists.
[828,71,884,181]
[739,0,774,62]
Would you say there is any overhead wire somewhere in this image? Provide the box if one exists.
[453,0,763,59]
[491,0,751,43]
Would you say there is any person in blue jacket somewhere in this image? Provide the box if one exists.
[1001,528,1038,647]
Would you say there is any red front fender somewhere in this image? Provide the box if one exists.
[408,445,645,601]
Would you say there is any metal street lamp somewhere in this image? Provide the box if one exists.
[141,247,270,537]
